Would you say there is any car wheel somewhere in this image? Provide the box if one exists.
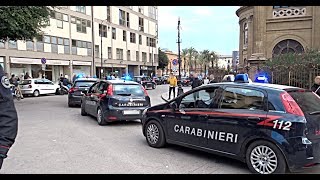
[152,84,156,89]
[246,140,286,174]
[97,107,106,125]
[55,88,61,95]
[145,120,166,148]
[33,90,40,97]
[80,101,87,116]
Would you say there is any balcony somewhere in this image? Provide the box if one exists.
[273,7,306,18]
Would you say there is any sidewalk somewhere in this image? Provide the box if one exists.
[161,86,191,102]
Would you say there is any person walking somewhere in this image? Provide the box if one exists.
[191,73,201,100]
[167,73,177,100]
[9,74,23,99]
[24,72,31,80]
[209,74,217,83]
[311,76,320,96]
[0,65,18,170]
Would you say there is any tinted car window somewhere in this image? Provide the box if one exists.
[289,91,320,112]
[20,80,31,85]
[221,87,264,110]
[180,88,219,109]
[113,84,144,96]
[74,81,96,88]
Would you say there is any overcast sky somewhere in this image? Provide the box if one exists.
[158,6,240,55]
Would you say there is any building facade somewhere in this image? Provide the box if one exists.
[1,6,158,82]
[236,6,320,78]
[232,51,239,72]
[217,55,233,71]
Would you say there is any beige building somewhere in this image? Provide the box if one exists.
[1,6,158,81]
[163,50,186,76]
[236,6,320,78]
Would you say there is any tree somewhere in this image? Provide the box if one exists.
[201,50,210,76]
[0,6,54,42]
[158,48,169,72]
[193,50,199,73]
[210,51,218,68]
[181,48,188,74]
[188,47,196,71]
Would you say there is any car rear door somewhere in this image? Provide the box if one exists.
[43,79,55,94]
[85,82,100,116]
[206,86,268,155]
[35,79,45,94]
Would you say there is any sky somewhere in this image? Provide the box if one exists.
[158,6,240,55]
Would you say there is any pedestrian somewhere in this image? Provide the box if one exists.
[0,64,18,170]
[24,72,31,80]
[72,74,77,83]
[191,73,201,100]
[167,73,177,99]
[209,74,217,83]
[9,75,23,99]
[311,76,320,96]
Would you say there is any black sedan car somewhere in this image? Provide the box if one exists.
[133,76,156,89]
[68,78,98,107]
[141,76,320,174]
[81,80,151,125]
[180,77,191,86]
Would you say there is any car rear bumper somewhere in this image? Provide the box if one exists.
[68,94,82,105]
[103,107,148,122]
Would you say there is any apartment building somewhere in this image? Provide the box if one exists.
[0,6,158,81]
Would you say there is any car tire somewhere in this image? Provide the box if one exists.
[152,84,156,89]
[55,88,61,95]
[97,107,106,126]
[246,140,287,174]
[80,101,87,116]
[33,90,40,97]
[145,120,166,148]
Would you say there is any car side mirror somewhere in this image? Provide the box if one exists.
[170,101,178,111]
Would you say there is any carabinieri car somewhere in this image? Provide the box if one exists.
[141,75,320,174]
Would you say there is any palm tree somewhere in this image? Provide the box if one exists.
[201,49,210,76]
[188,47,196,72]
[210,51,218,68]
[193,50,199,73]
[181,48,188,75]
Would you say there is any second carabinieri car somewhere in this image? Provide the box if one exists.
[141,74,320,174]
[81,80,151,125]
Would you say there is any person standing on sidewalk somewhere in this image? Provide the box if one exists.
[167,73,177,100]
[311,76,320,96]
[191,73,201,100]
[0,65,18,170]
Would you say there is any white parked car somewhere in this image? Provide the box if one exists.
[19,79,60,97]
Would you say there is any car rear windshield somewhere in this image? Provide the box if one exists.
[113,84,144,96]
[288,91,320,112]
[20,80,31,85]
[74,81,96,88]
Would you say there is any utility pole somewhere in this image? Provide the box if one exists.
[100,23,103,79]
[177,17,183,96]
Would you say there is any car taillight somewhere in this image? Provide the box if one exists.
[69,87,78,93]
[28,85,32,88]
[142,86,148,96]
[280,92,304,116]
[107,84,113,96]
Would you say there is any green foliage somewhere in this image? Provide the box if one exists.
[158,48,169,70]
[0,6,54,42]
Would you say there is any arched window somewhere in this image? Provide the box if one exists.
[243,23,248,46]
[272,39,304,56]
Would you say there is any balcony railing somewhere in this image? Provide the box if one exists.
[273,7,306,18]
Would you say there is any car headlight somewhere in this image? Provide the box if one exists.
[142,108,149,116]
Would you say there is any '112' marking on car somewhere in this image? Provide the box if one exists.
[273,120,292,131]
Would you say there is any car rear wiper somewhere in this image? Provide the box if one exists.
[117,93,131,96]
[309,111,320,115]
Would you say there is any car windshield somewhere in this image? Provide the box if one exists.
[113,84,144,96]
[288,91,320,113]
[74,81,96,87]
[20,80,31,85]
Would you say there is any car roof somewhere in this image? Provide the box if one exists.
[205,82,303,91]
[102,80,140,85]
[75,78,98,82]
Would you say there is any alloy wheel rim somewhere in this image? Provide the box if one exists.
[250,145,278,174]
[146,124,160,144]
[35,91,39,96]
[97,109,102,123]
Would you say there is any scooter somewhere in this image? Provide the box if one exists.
[58,81,69,95]
[10,84,22,101]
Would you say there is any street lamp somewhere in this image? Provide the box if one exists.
[100,19,108,79]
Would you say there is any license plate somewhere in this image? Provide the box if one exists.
[123,110,140,115]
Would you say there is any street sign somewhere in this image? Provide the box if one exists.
[172,59,178,66]
[41,64,46,71]
[41,58,46,64]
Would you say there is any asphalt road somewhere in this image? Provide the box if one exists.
[1,84,320,174]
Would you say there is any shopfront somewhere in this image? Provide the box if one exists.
[10,57,70,82]
[140,66,155,77]
[96,65,127,79]
[73,61,91,77]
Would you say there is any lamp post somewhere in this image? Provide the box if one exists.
[177,17,183,96]
[100,19,108,79]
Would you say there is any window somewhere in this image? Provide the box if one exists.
[76,40,82,48]
[71,16,76,23]
[243,23,248,46]
[148,6,157,20]
[0,41,4,49]
[58,38,63,45]
[107,6,111,22]
[64,45,70,54]
[99,24,107,38]
[57,19,63,28]
[147,38,156,47]
[8,40,17,49]
[87,42,91,49]
[142,52,147,62]
[95,45,99,58]
[87,20,91,27]
[136,51,139,61]
[147,37,149,46]
[112,27,116,39]
[63,14,69,22]
[51,44,58,53]
[139,35,142,45]
[272,39,304,57]
[139,17,144,32]
[44,35,50,43]
[76,18,87,33]
[273,6,289,8]
[130,32,136,43]
[36,37,44,52]
[116,48,123,60]
[149,53,152,62]
[119,10,130,27]
[138,6,144,13]
[179,88,218,109]
[51,36,57,44]
[108,47,112,59]
[26,40,34,51]
[123,30,127,41]
[127,50,131,60]
[87,42,92,56]
[76,6,86,13]
[154,54,158,63]
[72,39,77,47]
[64,38,70,46]
[81,41,87,48]
[220,87,265,110]
[71,47,77,55]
